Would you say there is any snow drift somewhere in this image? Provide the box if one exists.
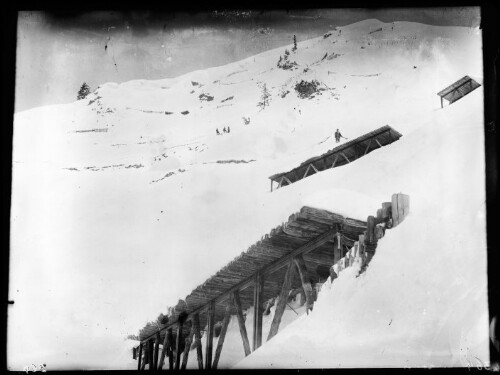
[9,19,487,370]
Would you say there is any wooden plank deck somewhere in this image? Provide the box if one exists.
[135,206,367,347]
[133,194,410,369]
[269,125,402,191]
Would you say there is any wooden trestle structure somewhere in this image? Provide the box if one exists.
[133,193,410,370]
[269,125,402,191]
[437,75,481,108]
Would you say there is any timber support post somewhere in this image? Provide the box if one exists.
[141,345,147,370]
[175,321,183,370]
[181,321,194,370]
[366,215,375,244]
[167,328,174,370]
[267,260,295,341]
[294,255,314,310]
[153,332,160,370]
[192,313,204,370]
[234,290,251,356]
[138,342,143,371]
[205,301,215,370]
[157,327,170,370]
[148,338,154,371]
[213,294,234,369]
[253,271,264,351]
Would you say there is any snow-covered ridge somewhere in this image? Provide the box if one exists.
[9,18,487,370]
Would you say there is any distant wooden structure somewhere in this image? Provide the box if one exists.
[269,125,402,191]
[133,193,409,370]
[437,75,481,108]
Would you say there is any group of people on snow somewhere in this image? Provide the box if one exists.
[216,126,230,135]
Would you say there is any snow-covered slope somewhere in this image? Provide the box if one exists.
[9,19,487,369]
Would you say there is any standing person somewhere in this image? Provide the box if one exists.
[227,126,231,133]
[216,128,220,135]
[335,129,346,143]
[223,127,227,133]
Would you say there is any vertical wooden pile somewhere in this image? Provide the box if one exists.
[331,193,409,278]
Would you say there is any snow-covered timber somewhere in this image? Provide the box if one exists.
[134,194,410,369]
[437,75,481,108]
[391,193,410,227]
[269,125,402,191]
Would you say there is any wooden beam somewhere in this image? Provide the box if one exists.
[175,322,183,370]
[303,164,311,178]
[167,328,174,370]
[283,176,293,185]
[331,154,339,168]
[138,343,143,371]
[141,345,147,370]
[333,235,342,265]
[181,323,194,370]
[294,255,314,310]
[252,272,264,351]
[277,177,284,189]
[233,290,251,356]
[359,234,365,258]
[267,260,296,341]
[264,227,339,277]
[213,295,233,369]
[153,332,160,370]
[375,139,383,148]
[157,328,169,369]
[148,339,154,371]
[270,179,273,192]
[381,202,392,219]
[366,215,375,244]
[310,163,319,173]
[363,139,372,155]
[192,314,204,370]
[205,301,215,370]
[140,227,339,344]
[392,193,410,227]
[340,152,350,163]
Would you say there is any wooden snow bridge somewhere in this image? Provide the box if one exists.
[269,125,402,191]
[133,193,410,370]
[437,75,481,108]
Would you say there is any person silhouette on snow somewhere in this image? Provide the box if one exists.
[223,127,227,133]
[216,128,221,135]
[227,126,230,133]
[335,129,345,143]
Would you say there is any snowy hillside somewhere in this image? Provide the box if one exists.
[9,19,487,369]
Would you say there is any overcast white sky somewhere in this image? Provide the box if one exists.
[15,8,479,113]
